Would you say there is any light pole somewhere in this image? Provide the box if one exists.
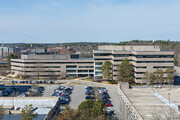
[168,92,171,104]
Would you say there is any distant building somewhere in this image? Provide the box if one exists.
[11,45,174,83]
[47,47,75,55]
[21,48,46,54]
[0,47,14,59]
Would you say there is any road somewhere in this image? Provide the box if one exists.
[42,85,59,97]
[69,85,86,109]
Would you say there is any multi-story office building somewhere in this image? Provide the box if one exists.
[11,53,94,78]
[0,47,14,59]
[11,45,174,83]
[94,45,174,83]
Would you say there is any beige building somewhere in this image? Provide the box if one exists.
[94,45,174,83]
[11,54,94,78]
[11,45,174,83]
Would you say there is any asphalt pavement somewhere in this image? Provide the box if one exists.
[69,85,86,109]
[32,80,121,119]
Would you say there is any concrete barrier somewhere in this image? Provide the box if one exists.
[118,82,144,120]
[44,97,61,120]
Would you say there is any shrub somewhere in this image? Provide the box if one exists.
[108,80,117,84]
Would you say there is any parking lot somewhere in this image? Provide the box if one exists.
[40,80,121,119]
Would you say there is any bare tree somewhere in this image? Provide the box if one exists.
[143,71,150,85]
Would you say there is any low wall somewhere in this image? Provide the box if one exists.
[117,83,144,120]
[44,97,61,120]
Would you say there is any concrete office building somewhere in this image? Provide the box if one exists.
[11,53,94,78]
[94,45,174,83]
[0,47,13,59]
[11,45,174,83]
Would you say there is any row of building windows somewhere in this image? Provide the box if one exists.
[79,66,94,68]
[67,70,94,73]
[153,66,173,68]
[12,61,94,64]
[136,61,174,63]
[12,65,61,68]
[94,53,174,58]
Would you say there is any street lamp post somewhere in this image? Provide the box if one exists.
[168,92,171,104]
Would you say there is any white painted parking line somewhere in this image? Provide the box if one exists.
[151,91,180,113]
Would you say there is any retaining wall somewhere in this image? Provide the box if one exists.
[118,83,144,120]
[44,97,61,120]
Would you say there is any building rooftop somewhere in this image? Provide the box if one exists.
[123,87,180,120]
[0,97,58,120]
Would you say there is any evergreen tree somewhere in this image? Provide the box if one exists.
[56,105,77,120]
[117,58,134,84]
[102,61,112,80]
[20,104,38,120]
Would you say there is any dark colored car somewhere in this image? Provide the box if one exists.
[85,89,94,95]
[85,95,94,99]
[85,86,93,90]
[60,97,69,104]
[61,91,71,96]
[62,95,71,101]
[101,94,110,99]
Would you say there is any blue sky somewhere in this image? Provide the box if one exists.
[0,0,180,43]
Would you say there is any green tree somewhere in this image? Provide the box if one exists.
[102,61,112,80]
[56,105,77,120]
[166,67,175,84]
[76,99,108,120]
[91,99,107,119]
[77,99,94,120]
[20,104,38,120]
[7,54,18,68]
[117,58,134,84]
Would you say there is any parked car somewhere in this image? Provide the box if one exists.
[85,89,94,95]
[101,94,110,99]
[67,85,74,90]
[62,95,71,101]
[52,92,61,97]
[61,91,71,96]
[104,100,112,107]
[85,95,94,100]
[60,97,70,104]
